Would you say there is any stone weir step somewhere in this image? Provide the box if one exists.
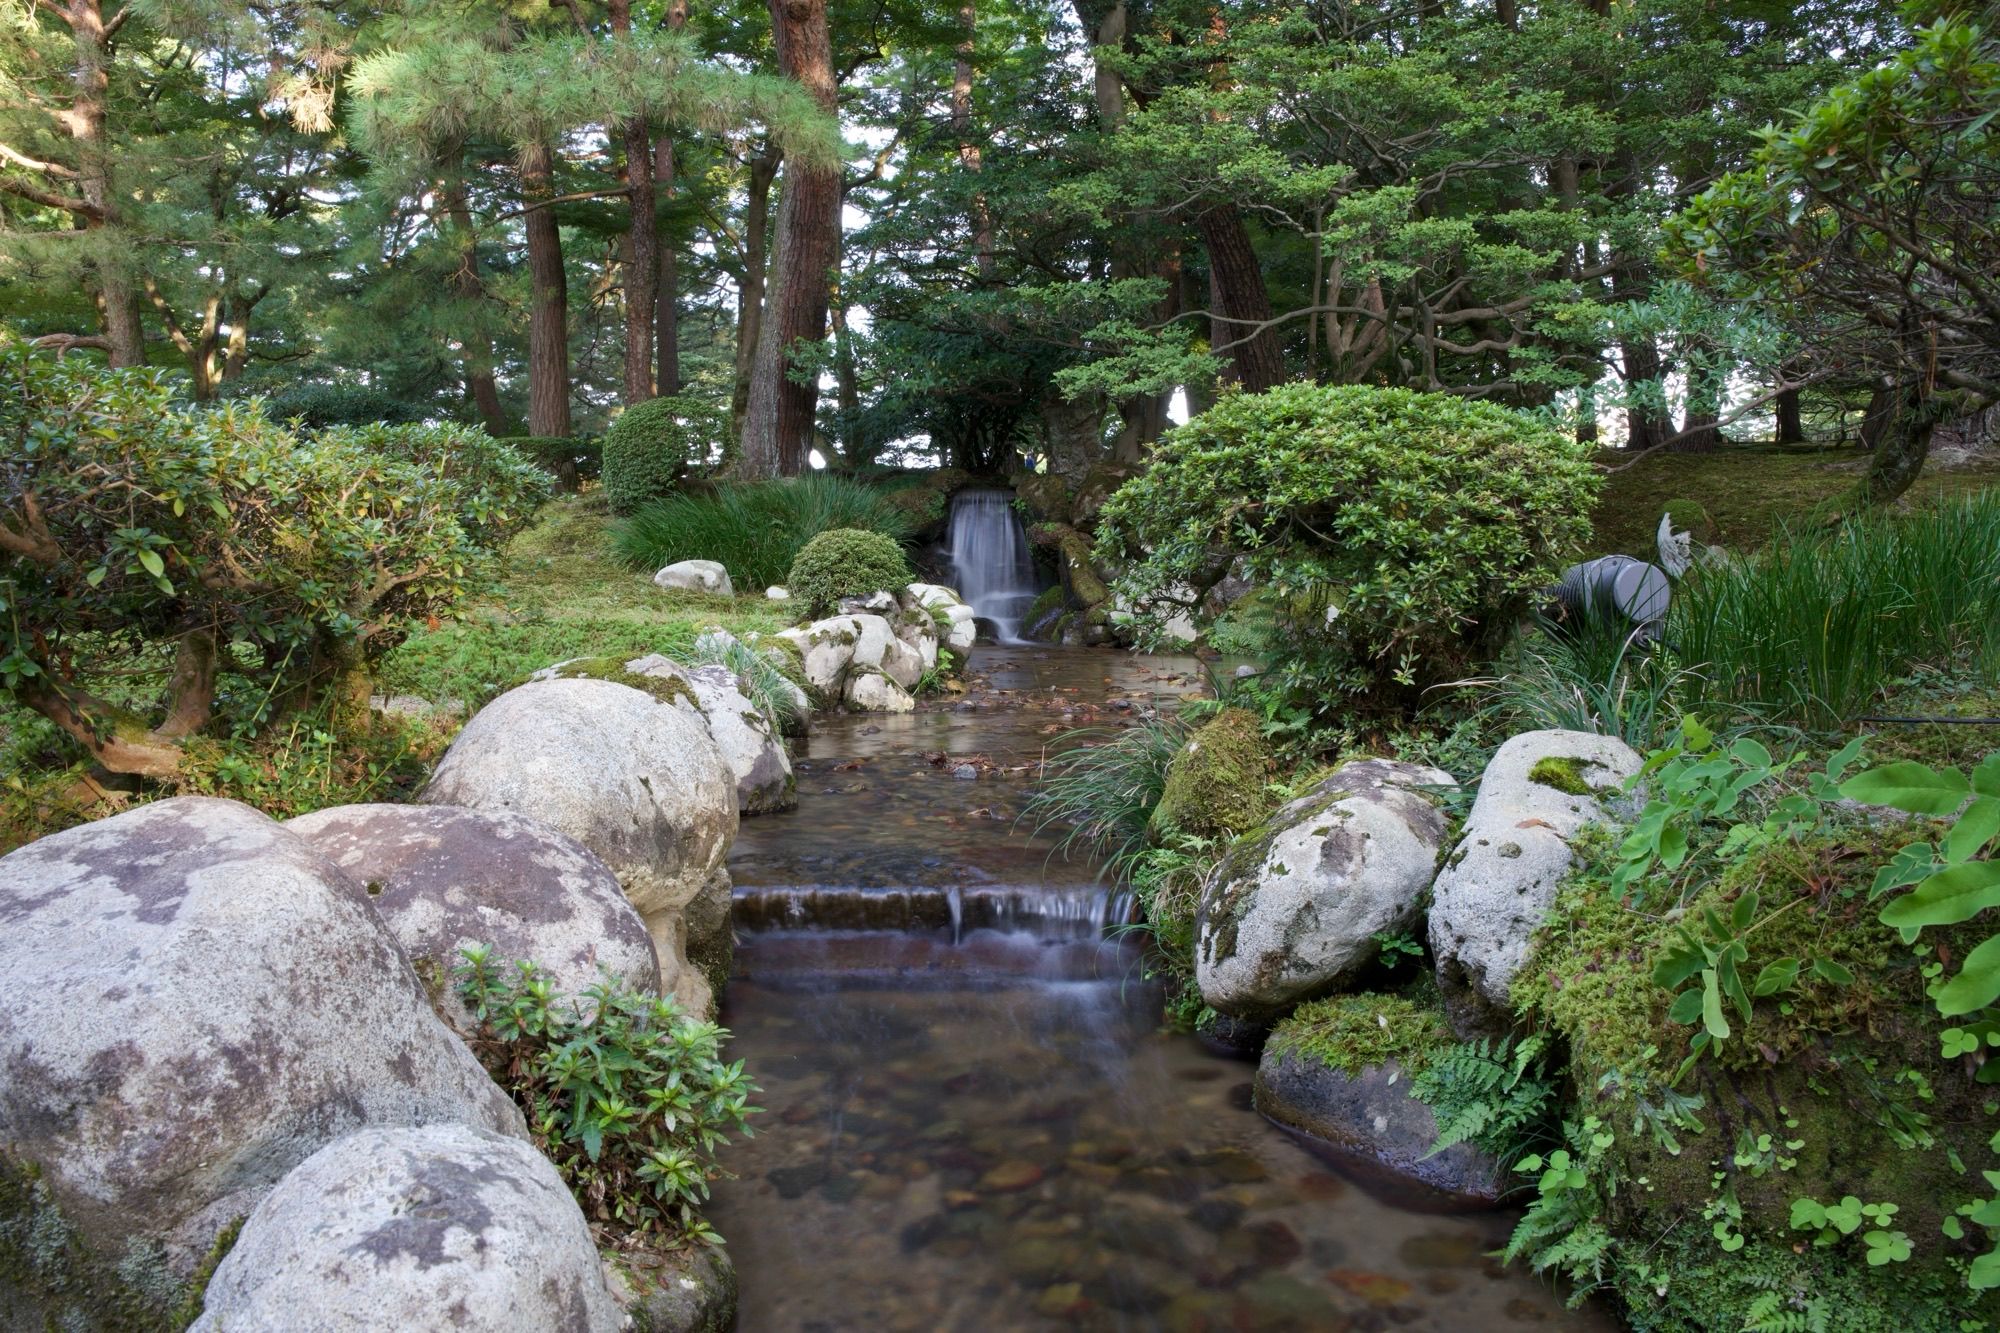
[732,882,1136,938]
[727,927,1150,990]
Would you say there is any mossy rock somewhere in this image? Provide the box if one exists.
[1265,984,1453,1079]
[1150,708,1274,841]
[531,656,697,710]
[1658,497,1720,543]
[1517,821,2000,1320]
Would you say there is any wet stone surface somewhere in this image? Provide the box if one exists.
[709,647,1615,1332]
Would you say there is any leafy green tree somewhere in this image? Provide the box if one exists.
[1672,4,1999,501]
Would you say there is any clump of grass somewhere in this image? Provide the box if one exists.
[614,474,916,592]
[1670,490,2000,727]
[1468,610,1689,752]
[1026,717,1192,879]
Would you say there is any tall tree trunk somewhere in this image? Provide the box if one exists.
[445,178,508,434]
[610,0,656,404]
[730,149,780,441]
[952,3,993,278]
[65,0,143,366]
[1198,204,1283,392]
[520,141,573,438]
[1775,386,1804,444]
[741,0,840,478]
[1621,339,1669,451]
[651,0,690,398]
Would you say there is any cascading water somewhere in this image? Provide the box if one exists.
[945,487,1041,644]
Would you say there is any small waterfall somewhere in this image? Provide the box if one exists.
[946,488,1041,644]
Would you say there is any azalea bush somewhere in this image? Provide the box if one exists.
[0,351,545,778]
[1097,384,1597,713]
[455,946,759,1246]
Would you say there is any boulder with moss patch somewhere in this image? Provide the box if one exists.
[421,678,737,1017]
[1151,708,1275,841]
[1428,729,1641,1036]
[1195,758,1455,1020]
[0,798,525,1326]
[1255,991,1503,1207]
[609,1240,739,1333]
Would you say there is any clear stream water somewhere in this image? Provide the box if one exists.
[708,647,1613,1332]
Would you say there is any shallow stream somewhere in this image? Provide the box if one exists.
[708,647,1613,1332]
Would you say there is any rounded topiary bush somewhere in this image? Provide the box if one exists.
[1096,384,1598,711]
[602,396,714,515]
[786,528,913,617]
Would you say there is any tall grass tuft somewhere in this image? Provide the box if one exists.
[613,474,917,592]
[1669,490,2000,727]
[1473,611,1690,752]
[1025,718,1192,880]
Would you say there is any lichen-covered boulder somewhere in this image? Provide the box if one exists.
[654,558,734,597]
[777,616,863,697]
[844,667,915,714]
[1196,760,1454,1020]
[191,1124,623,1333]
[421,678,737,1017]
[284,803,661,1030]
[1150,707,1274,840]
[1429,729,1642,1035]
[0,798,524,1319]
[685,664,796,814]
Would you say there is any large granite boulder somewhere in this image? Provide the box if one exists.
[1196,760,1455,1020]
[191,1124,623,1332]
[1254,1050,1506,1208]
[608,1237,739,1333]
[421,678,738,1016]
[1429,729,1643,1035]
[683,663,796,815]
[654,558,734,597]
[285,803,661,1030]
[0,798,523,1321]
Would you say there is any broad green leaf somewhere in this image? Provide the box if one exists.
[1839,761,1969,815]
[1654,945,1706,990]
[1973,753,2000,799]
[1681,716,1714,751]
[137,549,166,579]
[1753,958,1800,997]
[1879,862,2000,930]
[85,566,107,587]
[1947,796,2000,863]
[1730,737,1772,770]
[1668,987,1705,1025]
[1731,889,1759,934]
[1934,934,2000,1017]
[1701,970,1731,1041]
[1811,958,1854,986]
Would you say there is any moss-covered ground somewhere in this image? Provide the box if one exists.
[1588,444,2000,557]
[376,495,790,709]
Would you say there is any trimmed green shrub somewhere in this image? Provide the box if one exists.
[1097,384,1598,712]
[784,528,914,617]
[614,473,916,590]
[259,382,427,428]
[602,396,720,515]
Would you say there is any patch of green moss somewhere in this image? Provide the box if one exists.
[1527,755,1597,797]
[1517,820,1997,1316]
[1610,1226,1993,1333]
[536,656,696,709]
[1150,708,1274,842]
[167,1216,242,1329]
[1027,584,1066,622]
[1588,444,2000,558]
[1266,982,1453,1078]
